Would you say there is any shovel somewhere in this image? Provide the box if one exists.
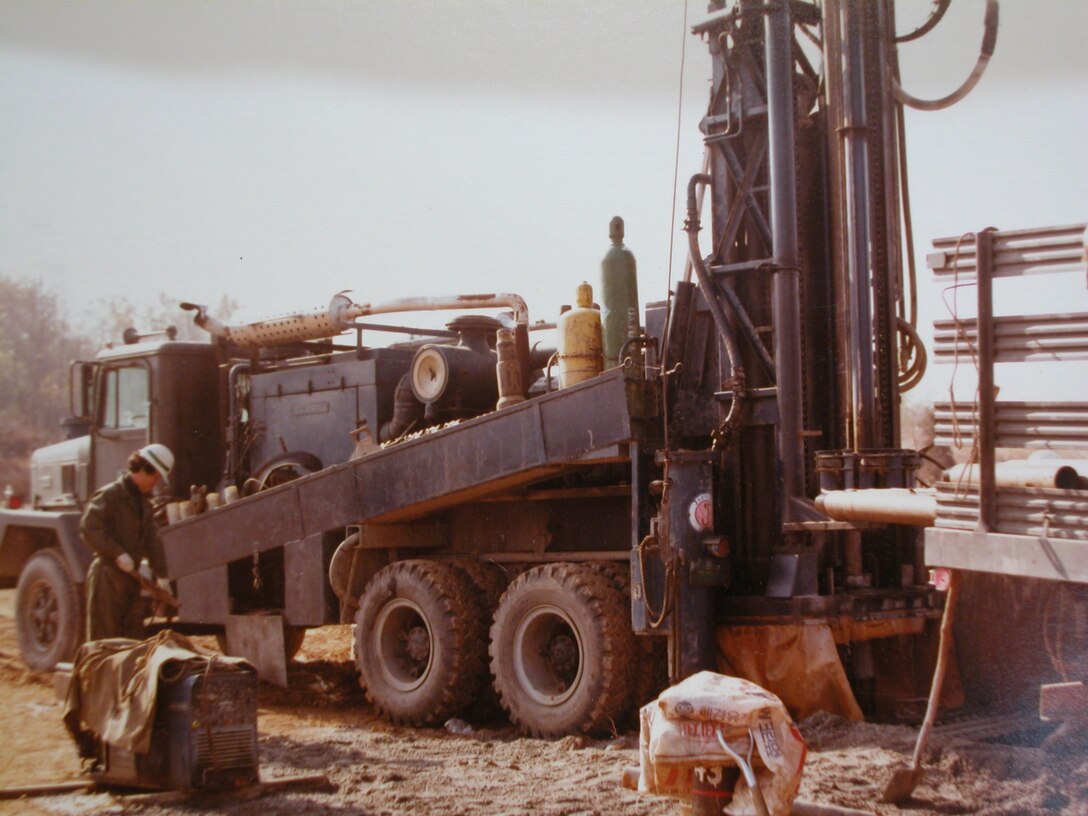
[716,727,770,816]
[881,569,961,804]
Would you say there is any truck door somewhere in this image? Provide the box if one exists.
[92,362,151,489]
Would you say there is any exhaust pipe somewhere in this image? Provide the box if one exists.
[183,291,533,398]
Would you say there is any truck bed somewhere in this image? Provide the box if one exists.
[161,368,635,579]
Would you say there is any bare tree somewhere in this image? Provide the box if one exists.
[0,277,92,490]
[93,292,239,346]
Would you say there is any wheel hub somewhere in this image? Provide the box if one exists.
[29,580,58,646]
[544,633,579,679]
[514,604,584,706]
[374,598,433,692]
[405,625,430,665]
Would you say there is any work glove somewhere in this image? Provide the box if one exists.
[115,553,135,573]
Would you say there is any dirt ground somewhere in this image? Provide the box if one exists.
[0,589,1085,816]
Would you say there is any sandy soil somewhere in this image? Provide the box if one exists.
[0,589,1085,816]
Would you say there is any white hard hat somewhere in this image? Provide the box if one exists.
[138,443,174,480]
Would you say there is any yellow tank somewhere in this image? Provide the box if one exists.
[557,282,603,388]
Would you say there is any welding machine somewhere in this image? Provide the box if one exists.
[94,663,259,790]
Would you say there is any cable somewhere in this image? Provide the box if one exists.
[897,316,928,392]
[685,173,746,452]
[665,0,691,294]
[638,530,675,629]
[893,0,998,111]
[895,0,952,43]
[893,61,919,346]
[661,0,692,458]
[943,233,984,501]
[641,0,690,644]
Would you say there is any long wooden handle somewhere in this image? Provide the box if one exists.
[128,570,181,608]
[910,569,961,768]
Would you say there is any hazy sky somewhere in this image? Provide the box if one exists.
[1,0,1085,399]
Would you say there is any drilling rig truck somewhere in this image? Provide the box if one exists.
[3,0,1085,738]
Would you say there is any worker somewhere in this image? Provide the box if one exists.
[81,443,174,641]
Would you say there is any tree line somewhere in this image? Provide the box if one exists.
[0,276,235,492]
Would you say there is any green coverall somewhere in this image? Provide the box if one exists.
[80,475,165,641]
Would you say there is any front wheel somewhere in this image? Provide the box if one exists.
[354,560,488,726]
[15,548,82,671]
[490,563,634,737]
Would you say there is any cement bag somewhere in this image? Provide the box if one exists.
[639,670,807,816]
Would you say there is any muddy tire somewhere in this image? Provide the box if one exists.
[586,560,630,594]
[490,563,634,737]
[448,559,510,722]
[355,560,488,726]
[15,548,82,672]
[586,560,669,718]
[449,558,510,609]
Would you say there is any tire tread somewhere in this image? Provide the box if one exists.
[491,562,635,737]
[355,559,487,726]
[15,547,82,672]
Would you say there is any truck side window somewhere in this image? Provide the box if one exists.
[101,366,150,429]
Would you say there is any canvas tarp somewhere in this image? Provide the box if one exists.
[62,630,252,758]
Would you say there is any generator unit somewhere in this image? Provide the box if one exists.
[95,664,259,791]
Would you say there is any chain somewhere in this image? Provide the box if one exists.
[251,548,262,592]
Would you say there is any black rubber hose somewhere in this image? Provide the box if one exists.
[894,0,998,111]
[895,0,952,43]
[684,173,746,439]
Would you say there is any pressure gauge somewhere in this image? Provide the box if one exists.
[410,347,449,403]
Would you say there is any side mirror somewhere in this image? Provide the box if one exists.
[69,361,97,421]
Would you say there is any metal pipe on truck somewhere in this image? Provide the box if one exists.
[815,488,938,526]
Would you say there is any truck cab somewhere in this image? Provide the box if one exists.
[31,340,222,509]
[1,336,221,669]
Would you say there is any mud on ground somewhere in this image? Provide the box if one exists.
[0,589,1084,815]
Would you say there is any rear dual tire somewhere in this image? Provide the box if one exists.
[490,563,635,737]
[354,559,641,736]
[354,560,488,726]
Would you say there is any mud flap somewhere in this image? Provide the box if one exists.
[225,614,287,687]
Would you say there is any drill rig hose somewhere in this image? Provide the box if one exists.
[894,0,951,43]
[897,316,928,392]
[893,0,998,112]
[684,173,746,448]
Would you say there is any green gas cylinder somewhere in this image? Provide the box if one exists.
[600,216,639,368]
